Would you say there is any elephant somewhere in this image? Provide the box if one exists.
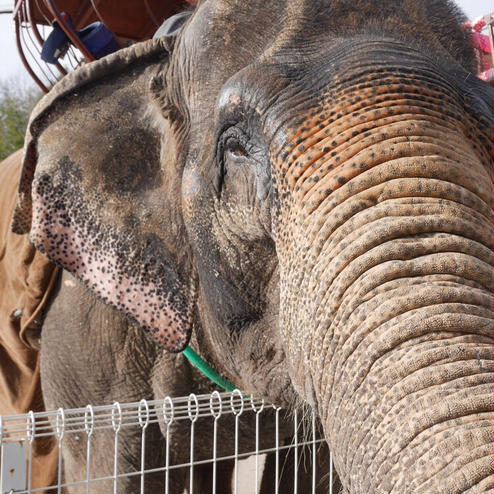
[11,0,494,493]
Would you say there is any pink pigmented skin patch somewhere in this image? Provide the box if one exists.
[30,184,192,352]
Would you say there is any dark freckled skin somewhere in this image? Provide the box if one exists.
[11,1,494,494]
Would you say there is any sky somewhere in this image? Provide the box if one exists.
[0,0,493,86]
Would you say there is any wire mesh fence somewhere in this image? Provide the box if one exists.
[1,390,337,494]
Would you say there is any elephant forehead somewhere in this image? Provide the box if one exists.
[177,0,478,117]
[173,1,289,116]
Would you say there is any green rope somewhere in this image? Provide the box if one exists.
[182,346,236,392]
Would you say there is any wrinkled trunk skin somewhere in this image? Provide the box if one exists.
[275,64,494,493]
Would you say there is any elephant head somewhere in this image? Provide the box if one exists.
[14,1,494,492]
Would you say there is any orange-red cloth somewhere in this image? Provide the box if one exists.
[0,149,59,490]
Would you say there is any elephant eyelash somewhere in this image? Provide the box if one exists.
[218,126,249,158]
[224,137,248,158]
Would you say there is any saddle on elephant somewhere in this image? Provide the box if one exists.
[0,149,59,491]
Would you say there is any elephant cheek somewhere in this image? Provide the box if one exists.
[182,166,203,213]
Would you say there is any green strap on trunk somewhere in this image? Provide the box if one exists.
[182,346,236,392]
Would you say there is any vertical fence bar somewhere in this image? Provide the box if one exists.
[188,394,199,494]
[230,390,244,494]
[163,397,174,494]
[0,415,2,491]
[111,402,122,494]
[138,399,150,494]
[293,409,298,494]
[55,408,65,494]
[26,411,35,494]
[84,405,94,494]
[209,391,223,494]
[329,450,333,494]
[312,411,316,494]
[275,406,281,494]
[250,396,264,494]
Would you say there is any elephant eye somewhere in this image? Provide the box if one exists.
[215,125,256,196]
[218,126,250,165]
[215,124,270,203]
[225,138,247,159]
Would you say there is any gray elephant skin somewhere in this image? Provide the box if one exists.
[42,270,331,493]
[12,1,494,493]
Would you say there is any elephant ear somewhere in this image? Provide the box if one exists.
[12,38,194,352]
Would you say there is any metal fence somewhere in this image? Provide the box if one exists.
[1,390,336,494]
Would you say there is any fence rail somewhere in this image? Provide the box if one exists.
[1,390,336,494]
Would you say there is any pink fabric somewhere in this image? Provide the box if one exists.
[465,16,486,33]
[464,15,493,81]
[478,67,494,81]
[471,32,491,54]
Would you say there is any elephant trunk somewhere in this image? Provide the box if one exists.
[274,67,494,493]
